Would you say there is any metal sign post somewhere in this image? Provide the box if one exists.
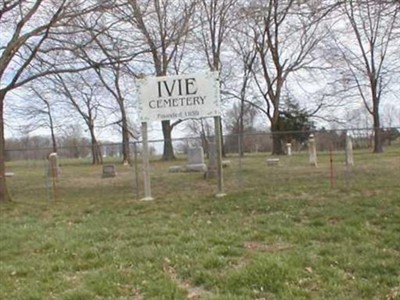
[141,122,153,201]
[214,116,225,198]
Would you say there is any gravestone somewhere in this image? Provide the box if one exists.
[102,164,116,178]
[169,165,184,173]
[48,153,59,179]
[186,147,207,172]
[286,143,292,156]
[345,134,354,166]
[222,160,231,168]
[267,158,280,166]
[308,134,318,167]
[206,143,217,178]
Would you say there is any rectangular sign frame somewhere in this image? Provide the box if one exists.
[137,72,221,122]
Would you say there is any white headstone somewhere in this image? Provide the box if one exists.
[47,152,59,200]
[48,153,59,178]
[308,134,318,167]
[286,143,292,156]
[186,147,207,172]
[267,158,280,166]
[102,164,116,178]
[169,165,184,173]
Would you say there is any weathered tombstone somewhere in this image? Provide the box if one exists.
[222,160,231,168]
[206,143,217,178]
[186,147,207,172]
[286,143,292,156]
[102,164,116,178]
[102,145,108,158]
[169,165,184,173]
[266,158,280,166]
[345,134,354,166]
[48,153,59,179]
[308,134,318,167]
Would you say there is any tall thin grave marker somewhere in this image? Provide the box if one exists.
[309,134,318,167]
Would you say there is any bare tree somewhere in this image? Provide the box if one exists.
[11,84,63,153]
[0,0,113,201]
[124,0,196,160]
[197,0,238,71]
[68,4,156,165]
[184,118,214,155]
[243,0,338,154]
[92,62,136,165]
[333,0,400,153]
[53,72,105,165]
[224,26,258,156]
[224,102,259,154]
[381,103,400,129]
[58,124,90,159]
[196,0,240,157]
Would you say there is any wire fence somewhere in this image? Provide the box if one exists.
[5,128,400,201]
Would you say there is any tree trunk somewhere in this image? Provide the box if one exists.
[45,100,58,153]
[270,107,285,155]
[121,110,131,165]
[239,98,245,157]
[271,133,284,155]
[161,120,175,160]
[89,126,103,165]
[219,118,226,158]
[91,141,103,165]
[0,91,11,202]
[271,125,285,155]
[49,118,57,153]
[373,105,383,153]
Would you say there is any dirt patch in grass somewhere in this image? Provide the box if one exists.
[244,241,292,252]
[386,286,400,300]
[327,217,343,225]
[163,259,212,299]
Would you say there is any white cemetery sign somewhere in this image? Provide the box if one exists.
[137,72,224,200]
[137,72,221,122]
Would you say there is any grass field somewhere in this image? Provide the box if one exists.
[1,148,399,299]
